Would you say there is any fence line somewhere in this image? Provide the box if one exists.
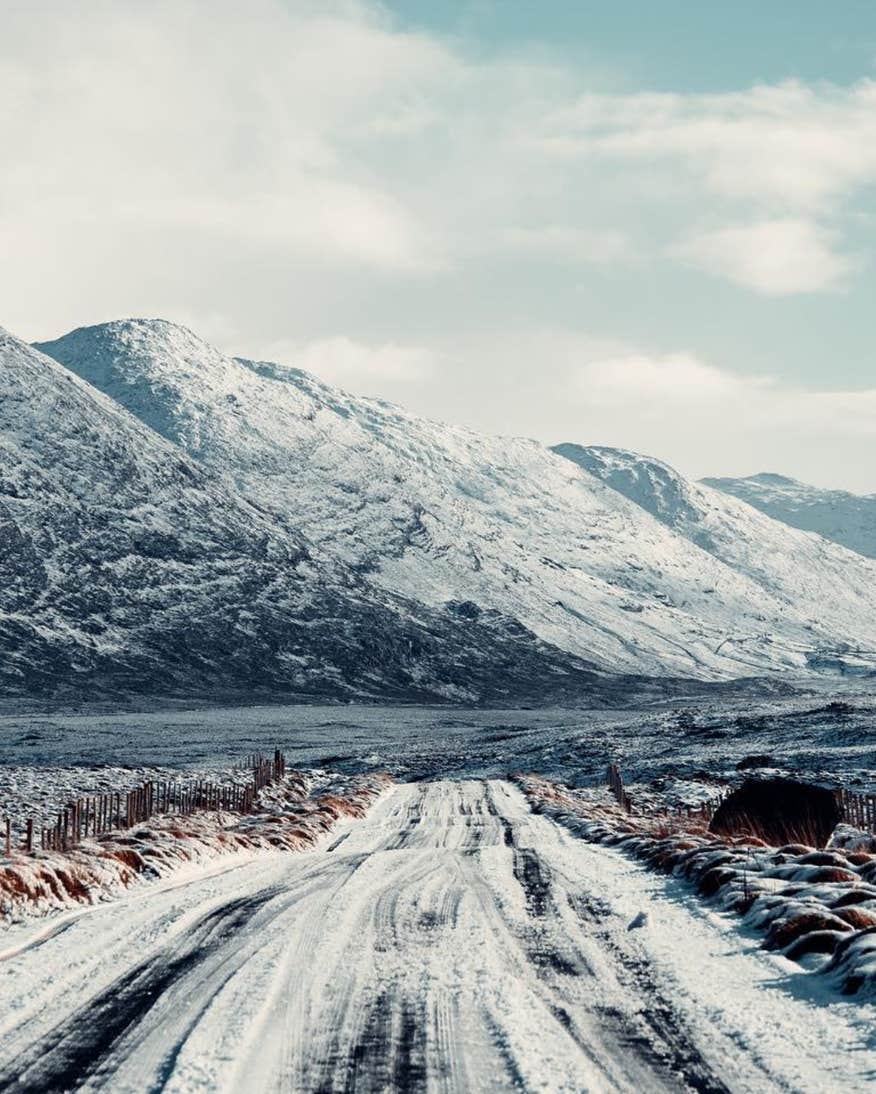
[2,749,287,857]
[838,787,876,833]
[606,764,876,834]
[606,762,724,823]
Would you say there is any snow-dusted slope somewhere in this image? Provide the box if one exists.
[702,472,876,561]
[1,328,627,704]
[38,320,876,680]
[553,445,876,675]
[552,444,703,531]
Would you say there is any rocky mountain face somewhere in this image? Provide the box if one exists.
[36,320,876,684]
[701,473,876,561]
[2,328,648,705]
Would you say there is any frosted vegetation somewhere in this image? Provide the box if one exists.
[522,775,876,1000]
[1,692,874,794]
[0,768,388,921]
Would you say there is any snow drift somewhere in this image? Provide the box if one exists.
[520,776,876,999]
[0,771,389,922]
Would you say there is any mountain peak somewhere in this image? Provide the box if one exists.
[35,317,221,372]
[35,318,251,446]
[4,327,625,704]
[33,320,876,682]
[747,472,800,486]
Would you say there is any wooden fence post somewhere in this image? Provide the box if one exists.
[8,745,291,858]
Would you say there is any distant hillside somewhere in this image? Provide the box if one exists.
[702,472,876,560]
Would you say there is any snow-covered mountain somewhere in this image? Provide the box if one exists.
[2,327,638,704]
[552,445,876,674]
[36,319,876,682]
[701,473,876,561]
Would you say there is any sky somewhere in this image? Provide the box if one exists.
[2,0,876,490]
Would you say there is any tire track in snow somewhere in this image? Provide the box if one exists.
[0,890,282,1093]
[319,991,429,1094]
[513,851,732,1093]
[257,780,731,1093]
[505,842,705,1087]
[0,780,871,1092]
[568,890,733,1093]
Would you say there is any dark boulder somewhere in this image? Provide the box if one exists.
[709,778,841,848]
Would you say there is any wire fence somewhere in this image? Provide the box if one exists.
[3,749,287,857]
[606,763,876,834]
[607,762,725,823]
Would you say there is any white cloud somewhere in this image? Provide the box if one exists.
[563,345,876,489]
[573,346,876,442]
[0,0,453,284]
[112,185,443,272]
[2,0,876,490]
[548,81,876,211]
[3,1,876,331]
[674,219,858,295]
[534,80,876,293]
[578,353,750,404]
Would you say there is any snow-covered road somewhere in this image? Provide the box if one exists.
[1,780,875,1093]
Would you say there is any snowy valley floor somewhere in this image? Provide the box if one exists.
[3,692,875,790]
[1,780,876,1093]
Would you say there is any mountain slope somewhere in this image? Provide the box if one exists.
[701,473,876,560]
[38,319,876,680]
[552,445,876,674]
[1,328,636,704]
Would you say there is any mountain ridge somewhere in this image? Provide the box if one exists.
[35,318,876,683]
[4,325,657,705]
[702,472,876,560]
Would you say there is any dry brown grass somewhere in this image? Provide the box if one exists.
[805,867,860,885]
[315,794,368,819]
[0,774,392,920]
[52,866,90,901]
[834,907,876,930]
[766,911,852,951]
[104,847,148,871]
